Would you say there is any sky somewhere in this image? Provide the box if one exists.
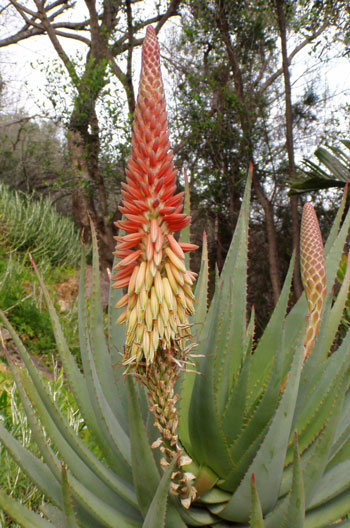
[1,0,350,161]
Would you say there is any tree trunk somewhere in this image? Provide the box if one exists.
[214,3,281,304]
[252,168,281,305]
[275,0,303,298]
[68,117,114,268]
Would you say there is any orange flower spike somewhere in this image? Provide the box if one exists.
[300,203,327,362]
[113,26,197,367]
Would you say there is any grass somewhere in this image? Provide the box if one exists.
[0,185,86,524]
[0,365,87,528]
[0,248,80,366]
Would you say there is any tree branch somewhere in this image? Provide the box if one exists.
[32,0,79,86]
[257,20,329,96]
[111,0,181,55]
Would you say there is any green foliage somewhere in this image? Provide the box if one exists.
[0,365,86,528]
[0,247,80,366]
[291,140,350,194]
[0,116,69,196]
[0,182,83,267]
[0,174,350,526]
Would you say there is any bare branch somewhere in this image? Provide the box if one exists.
[53,29,90,44]
[257,20,329,96]
[0,3,11,16]
[111,0,181,55]
[0,115,38,128]
[10,0,38,18]
[32,0,79,86]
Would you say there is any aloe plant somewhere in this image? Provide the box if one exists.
[1,26,350,527]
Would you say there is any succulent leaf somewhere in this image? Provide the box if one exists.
[126,377,160,517]
[142,456,177,528]
[282,434,305,528]
[90,223,125,424]
[307,459,350,510]
[323,250,350,352]
[78,257,132,478]
[220,331,303,522]
[324,184,348,256]
[61,463,81,528]
[324,204,350,291]
[188,289,233,477]
[248,253,295,406]
[0,489,54,528]
[178,231,209,454]
[249,474,265,527]
[0,419,62,506]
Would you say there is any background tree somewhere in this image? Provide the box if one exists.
[164,0,344,320]
[0,0,181,266]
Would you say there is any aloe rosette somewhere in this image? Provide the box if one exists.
[1,26,350,528]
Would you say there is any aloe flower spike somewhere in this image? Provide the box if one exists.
[113,26,198,370]
[300,203,327,362]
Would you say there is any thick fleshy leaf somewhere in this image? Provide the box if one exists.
[282,435,305,528]
[28,255,93,428]
[214,236,248,412]
[61,464,80,528]
[214,170,252,394]
[324,183,348,256]
[219,335,303,522]
[172,502,218,527]
[1,310,136,510]
[142,457,177,528]
[178,231,209,453]
[304,487,350,528]
[0,490,54,528]
[264,438,305,528]
[107,255,128,409]
[307,460,350,510]
[0,420,62,506]
[323,250,350,353]
[302,376,348,506]
[41,504,67,527]
[324,205,350,291]
[221,340,252,443]
[188,289,233,477]
[78,256,132,480]
[127,377,160,517]
[247,254,295,406]
[249,475,265,528]
[67,473,142,528]
[89,224,128,428]
[223,324,299,493]
[288,335,350,465]
[322,521,350,528]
